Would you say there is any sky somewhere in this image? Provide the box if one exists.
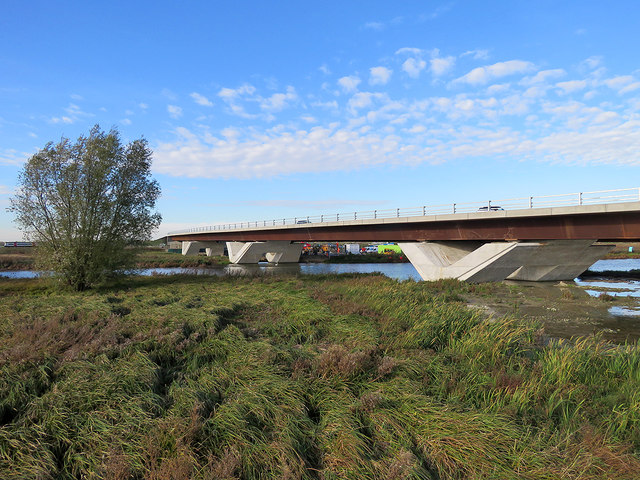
[1,1,640,240]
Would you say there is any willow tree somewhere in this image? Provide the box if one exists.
[10,126,161,290]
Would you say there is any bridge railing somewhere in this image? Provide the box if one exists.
[168,187,640,235]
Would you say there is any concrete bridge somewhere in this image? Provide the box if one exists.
[168,188,640,282]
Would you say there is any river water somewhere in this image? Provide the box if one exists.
[3,258,638,283]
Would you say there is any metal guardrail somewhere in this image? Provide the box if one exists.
[168,187,640,235]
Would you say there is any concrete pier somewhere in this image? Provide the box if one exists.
[398,240,613,282]
[181,241,224,256]
[226,241,303,264]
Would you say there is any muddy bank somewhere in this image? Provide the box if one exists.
[464,280,640,343]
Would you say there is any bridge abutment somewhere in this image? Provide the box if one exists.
[398,240,613,282]
[226,241,303,264]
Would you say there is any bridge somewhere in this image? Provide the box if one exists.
[168,188,640,282]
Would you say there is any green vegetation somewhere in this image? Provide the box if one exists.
[0,248,35,270]
[135,249,230,268]
[9,126,161,290]
[1,274,639,479]
[0,248,229,271]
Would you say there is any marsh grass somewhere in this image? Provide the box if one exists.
[0,273,638,478]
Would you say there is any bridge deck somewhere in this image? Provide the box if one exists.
[170,202,640,243]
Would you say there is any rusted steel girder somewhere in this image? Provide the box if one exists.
[170,211,640,243]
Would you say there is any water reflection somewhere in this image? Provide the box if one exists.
[609,306,640,317]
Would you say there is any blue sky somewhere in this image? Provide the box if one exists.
[2,1,640,239]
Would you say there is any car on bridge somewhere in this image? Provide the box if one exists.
[478,205,504,211]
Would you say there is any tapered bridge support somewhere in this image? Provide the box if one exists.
[226,241,303,264]
[181,241,225,257]
[398,240,613,282]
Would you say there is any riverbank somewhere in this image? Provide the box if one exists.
[0,248,231,270]
[1,273,638,478]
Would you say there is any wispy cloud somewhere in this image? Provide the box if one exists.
[167,105,183,119]
[363,21,385,31]
[521,69,566,85]
[454,60,535,85]
[50,103,93,124]
[0,149,29,166]
[461,49,489,60]
[555,80,587,94]
[190,92,213,106]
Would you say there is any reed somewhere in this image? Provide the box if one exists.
[0,273,638,478]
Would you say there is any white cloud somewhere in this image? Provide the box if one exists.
[217,84,259,118]
[581,56,603,70]
[0,185,13,195]
[604,76,634,89]
[139,103,149,109]
[338,75,361,93]
[51,116,73,124]
[369,66,392,85]
[454,60,535,85]
[120,118,132,126]
[430,55,455,76]
[619,82,640,94]
[402,58,427,78]
[190,92,213,106]
[218,84,256,99]
[319,64,331,75]
[347,92,377,114]
[154,126,402,179]
[311,100,339,109]
[555,80,588,94]
[260,86,298,111]
[486,83,511,95]
[522,69,566,85]
[395,47,423,56]
[167,105,183,118]
[602,75,640,94]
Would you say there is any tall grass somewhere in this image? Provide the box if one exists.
[0,273,638,478]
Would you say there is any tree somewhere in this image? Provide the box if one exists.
[10,126,161,290]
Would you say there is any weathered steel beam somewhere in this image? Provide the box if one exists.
[170,211,640,243]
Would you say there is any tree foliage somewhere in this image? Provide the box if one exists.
[10,126,161,290]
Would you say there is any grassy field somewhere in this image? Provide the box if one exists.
[1,273,639,479]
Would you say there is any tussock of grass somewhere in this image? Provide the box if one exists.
[0,274,639,478]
